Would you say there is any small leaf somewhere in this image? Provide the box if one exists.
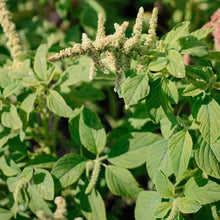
[162,79,179,104]
[211,139,220,163]
[108,132,162,168]
[179,197,201,214]
[105,165,142,197]
[20,93,37,113]
[46,90,74,118]
[155,171,175,198]
[182,80,207,96]
[51,153,86,188]
[22,167,34,182]
[135,191,161,220]
[0,208,13,220]
[190,28,214,40]
[195,137,220,179]
[154,202,172,218]
[1,104,22,129]
[79,107,106,154]
[197,98,220,145]
[168,130,193,179]
[121,73,150,107]
[166,49,185,78]
[149,56,167,72]
[184,176,220,205]
[32,168,54,200]
[3,84,20,98]
[34,44,48,80]
[0,156,21,176]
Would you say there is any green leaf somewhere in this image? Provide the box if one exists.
[155,171,175,198]
[46,90,74,118]
[27,185,52,216]
[184,176,220,205]
[211,139,220,162]
[154,202,172,218]
[197,98,220,145]
[32,168,54,200]
[105,165,142,197]
[135,191,161,220]
[162,79,179,104]
[121,73,150,107]
[51,153,86,188]
[166,49,185,78]
[205,51,220,61]
[168,130,193,179]
[0,156,21,176]
[7,174,23,193]
[147,139,172,182]
[160,113,178,139]
[20,93,37,113]
[79,107,106,154]
[179,197,201,214]
[108,132,162,168]
[1,104,22,129]
[149,56,167,72]
[190,28,214,40]
[0,208,13,220]
[34,44,48,80]
[76,188,106,220]
[163,21,190,46]
[182,80,208,96]
[3,83,20,98]
[195,137,220,179]
[22,167,34,182]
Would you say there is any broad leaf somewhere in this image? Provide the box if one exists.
[0,208,13,220]
[46,90,74,118]
[182,80,207,96]
[162,79,179,104]
[79,107,106,154]
[197,98,220,145]
[51,153,86,188]
[105,165,142,197]
[135,191,161,220]
[168,130,193,179]
[190,28,214,40]
[121,73,150,107]
[149,56,167,72]
[179,197,201,214]
[0,156,21,176]
[154,202,172,218]
[3,83,20,98]
[34,44,48,80]
[22,167,34,182]
[147,139,172,182]
[195,137,220,179]
[211,139,220,162]
[108,132,162,168]
[184,176,220,205]
[166,49,185,78]
[20,93,37,113]
[155,171,175,198]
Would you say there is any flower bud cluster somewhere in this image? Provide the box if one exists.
[0,0,22,65]
[48,7,158,93]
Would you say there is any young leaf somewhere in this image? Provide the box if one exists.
[184,176,220,205]
[135,191,161,220]
[0,208,13,220]
[51,153,86,188]
[190,28,214,40]
[160,113,178,139]
[154,171,175,198]
[179,197,201,214]
[34,44,48,81]
[3,83,20,99]
[20,93,37,113]
[1,104,22,129]
[195,137,220,179]
[162,79,179,104]
[168,130,193,179]
[22,167,34,182]
[147,139,172,182]
[197,98,220,145]
[154,202,172,218]
[79,107,106,154]
[32,168,54,201]
[182,80,207,96]
[0,156,21,176]
[166,49,185,78]
[108,132,162,169]
[46,90,74,118]
[149,56,167,72]
[121,73,150,107]
[105,165,142,197]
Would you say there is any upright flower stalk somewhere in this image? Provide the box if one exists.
[48,7,158,93]
[0,0,22,66]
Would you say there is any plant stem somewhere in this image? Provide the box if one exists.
[167,198,180,220]
[51,115,59,156]
[41,112,51,154]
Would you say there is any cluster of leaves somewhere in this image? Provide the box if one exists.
[0,1,220,220]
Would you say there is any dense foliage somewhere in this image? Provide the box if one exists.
[0,0,220,219]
